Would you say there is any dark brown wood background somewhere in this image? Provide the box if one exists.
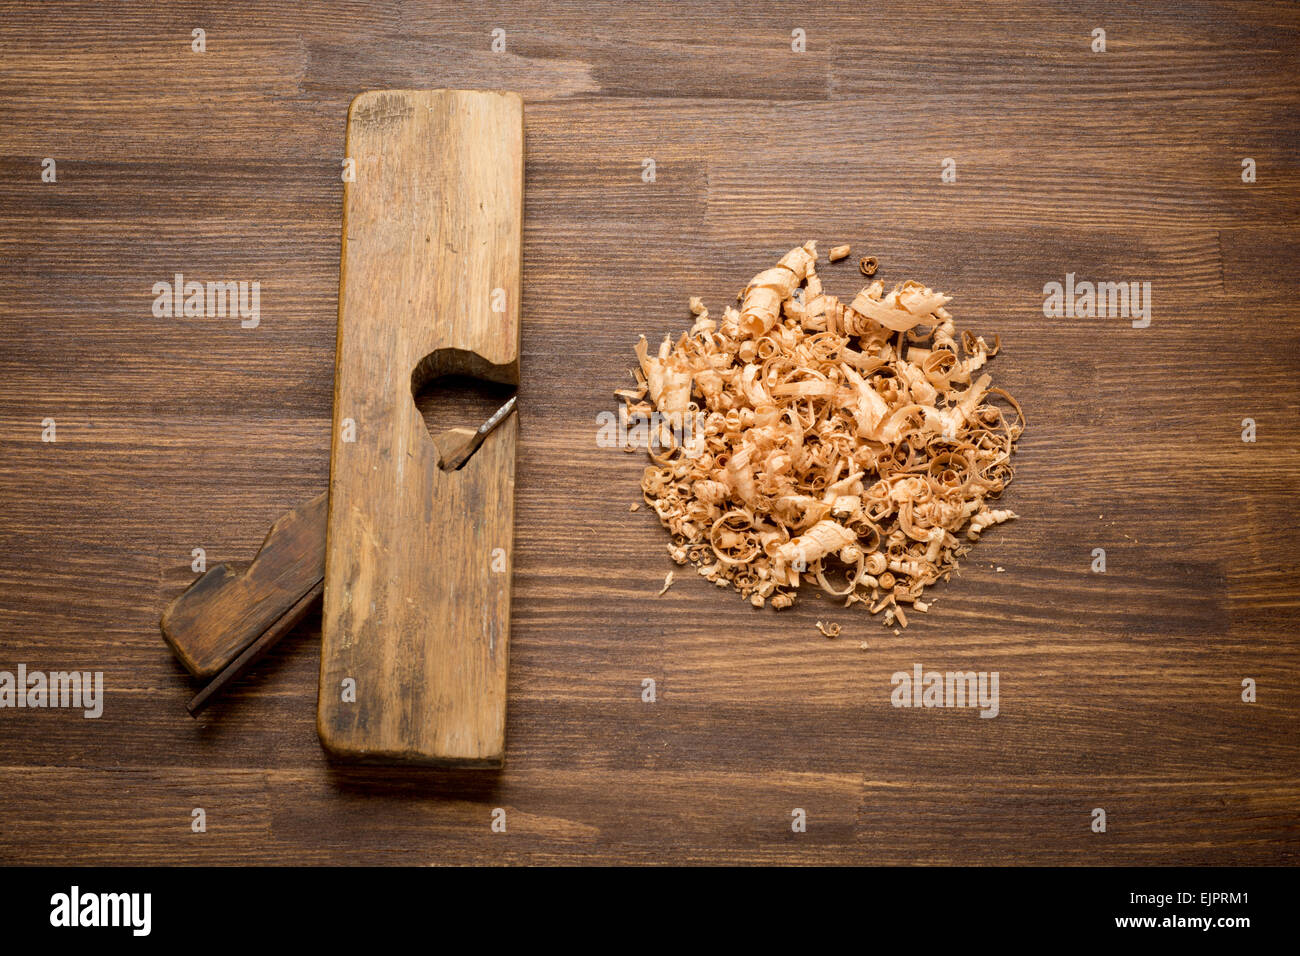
[1,0,1296,865]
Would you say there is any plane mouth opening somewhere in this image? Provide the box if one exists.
[411,349,517,472]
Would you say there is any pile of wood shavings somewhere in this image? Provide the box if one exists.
[616,241,1025,627]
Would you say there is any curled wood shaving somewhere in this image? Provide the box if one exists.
[968,508,1017,540]
[859,256,879,277]
[828,244,851,262]
[815,620,842,638]
[620,241,1025,626]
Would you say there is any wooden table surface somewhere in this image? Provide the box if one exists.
[1,0,1297,865]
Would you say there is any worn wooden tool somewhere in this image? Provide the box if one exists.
[161,491,328,681]
[185,578,323,715]
[160,398,516,714]
[317,89,522,766]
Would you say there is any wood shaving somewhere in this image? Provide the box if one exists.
[892,602,908,629]
[828,244,851,262]
[620,241,1025,627]
[630,502,640,512]
[859,256,879,277]
[967,508,1017,540]
[657,570,674,596]
[816,620,842,637]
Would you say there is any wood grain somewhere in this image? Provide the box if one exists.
[319,89,521,765]
[0,0,1297,864]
